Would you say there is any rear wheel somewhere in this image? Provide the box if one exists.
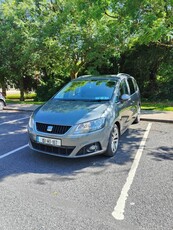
[133,106,140,124]
[105,123,119,157]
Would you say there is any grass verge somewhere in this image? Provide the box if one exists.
[6,99,44,105]
[141,101,173,111]
[6,92,36,100]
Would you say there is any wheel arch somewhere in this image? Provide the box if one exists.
[115,121,121,136]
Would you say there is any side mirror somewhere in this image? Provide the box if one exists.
[121,94,130,101]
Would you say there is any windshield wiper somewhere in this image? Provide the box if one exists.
[55,98,79,101]
[55,98,110,102]
[80,99,110,102]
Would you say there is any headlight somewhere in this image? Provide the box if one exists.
[28,115,34,129]
[73,118,105,135]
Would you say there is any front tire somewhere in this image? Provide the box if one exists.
[105,123,119,157]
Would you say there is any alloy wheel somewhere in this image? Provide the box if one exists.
[111,124,119,153]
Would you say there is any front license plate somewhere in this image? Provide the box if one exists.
[37,136,61,146]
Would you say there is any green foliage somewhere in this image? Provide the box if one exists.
[118,43,173,100]
[0,0,173,101]
[0,0,40,100]
[35,74,70,101]
[106,0,173,48]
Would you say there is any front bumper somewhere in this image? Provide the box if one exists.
[28,126,110,158]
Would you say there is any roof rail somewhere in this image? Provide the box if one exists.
[77,75,93,79]
[117,73,132,78]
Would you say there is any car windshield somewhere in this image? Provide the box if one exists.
[54,79,117,101]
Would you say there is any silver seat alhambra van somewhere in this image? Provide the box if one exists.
[28,73,140,158]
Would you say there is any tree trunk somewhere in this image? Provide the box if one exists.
[70,71,78,79]
[0,76,7,97]
[19,77,25,101]
[149,66,158,93]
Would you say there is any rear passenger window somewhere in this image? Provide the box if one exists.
[127,78,135,95]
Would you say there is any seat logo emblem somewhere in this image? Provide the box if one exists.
[47,126,53,132]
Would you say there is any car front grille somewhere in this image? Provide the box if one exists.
[31,140,75,156]
[36,122,71,135]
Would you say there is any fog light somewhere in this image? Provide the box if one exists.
[77,142,101,156]
[86,143,100,153]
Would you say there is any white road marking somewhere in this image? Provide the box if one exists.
[0,144,29,159]
[112,122,152,220]
[0,117,29,126]
[0,128,27,136]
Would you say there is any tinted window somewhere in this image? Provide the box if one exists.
[127,78,135,95]
[54,79,117,101]
[119,80,129,96]
[133,79,138,91]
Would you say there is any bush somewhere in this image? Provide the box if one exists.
[35,75,70,101]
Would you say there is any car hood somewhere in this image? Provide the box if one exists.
[34,99,110,126]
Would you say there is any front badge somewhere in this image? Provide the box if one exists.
[47,125,53,132]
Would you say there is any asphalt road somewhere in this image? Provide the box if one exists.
[0,110,173,230]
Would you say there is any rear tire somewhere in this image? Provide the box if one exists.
[104,123,119,157]
[133,106,140,124]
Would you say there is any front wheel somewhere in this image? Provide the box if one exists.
[104,123,119,157]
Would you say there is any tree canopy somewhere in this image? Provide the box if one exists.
[0,0,172,100]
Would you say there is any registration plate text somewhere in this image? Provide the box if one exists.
[37,136,61,146]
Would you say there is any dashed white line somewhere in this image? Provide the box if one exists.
[0,117,29,126]
[0,144,29,159]
[112,122,152,220]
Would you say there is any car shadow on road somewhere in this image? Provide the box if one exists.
[0,124,147,182]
